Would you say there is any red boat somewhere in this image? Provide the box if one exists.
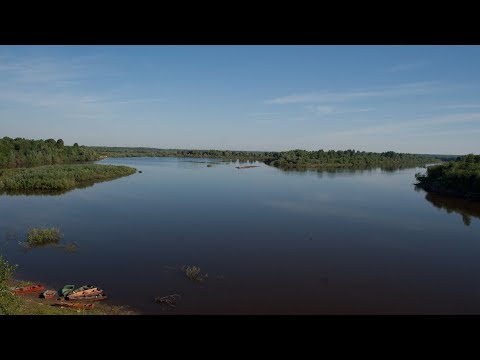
[11,284,44,294]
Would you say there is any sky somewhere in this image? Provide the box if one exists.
[1,45,480,154]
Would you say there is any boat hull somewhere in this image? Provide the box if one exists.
[12,284,44,294]
[66,293,108,302]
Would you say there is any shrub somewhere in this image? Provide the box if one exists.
[24,227,63,248]
[182,265,208,282]
[0,256,19,314]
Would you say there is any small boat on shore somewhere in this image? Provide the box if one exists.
[11,284,44,294]
[67,293,108,302]
[67,286,103,299]
[70,285,96,293]
[53,301,95,309]
[61,285,75,296]
[42,290,58,299]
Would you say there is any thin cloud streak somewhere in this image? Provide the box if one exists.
[265,82,442,105]
[386,61,428,73]
[441,104,480,109]
[328,112,480,137]
[306,105,374,116]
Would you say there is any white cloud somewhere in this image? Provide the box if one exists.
[386,61,428,73]
[306,105,374,116]
[265,82,441,105]
[441,104,480,109]
[306,105,334,115]
[325,112,480,137]
[0,54,167,122]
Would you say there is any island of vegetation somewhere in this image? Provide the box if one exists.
[95,147,437,170]
[415,154,480,200]
[0,137,136,194]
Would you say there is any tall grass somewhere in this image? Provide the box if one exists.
[0,164,136,193]
[0,256,19,314]
[23,227,63,248]
[182,265,208,282]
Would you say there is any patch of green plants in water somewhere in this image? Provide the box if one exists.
[182,265,208,282]
[22,227,63,248]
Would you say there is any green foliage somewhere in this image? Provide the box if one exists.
[264,149,436,169]
[0,137,98,169]
[94,146,268,162]
[24,227,63,248]
[0,256,19,315]
[415,154,480,198]
[0,164,136,193]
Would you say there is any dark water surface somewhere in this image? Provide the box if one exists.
[2,157,480,314]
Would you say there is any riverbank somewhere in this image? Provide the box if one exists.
[415,155,480,200]
[4,280,138,315]
[0,164,136,194]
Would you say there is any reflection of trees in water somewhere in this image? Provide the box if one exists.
[423,191,480,226]
[1,182,96,196]
[279,165,417,178]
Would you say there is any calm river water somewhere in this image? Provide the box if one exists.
[1,157,480,314]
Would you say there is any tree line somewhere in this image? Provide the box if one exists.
[0,137,97,168]
[95,147,436,169]
[0,138,439,171]
[415,154,480,199]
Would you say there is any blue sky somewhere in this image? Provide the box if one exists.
[1,45,480,154]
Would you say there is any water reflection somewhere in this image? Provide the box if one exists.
[3,158,480,314]
[278,165,416,177]
[423,192,480,226]
[0,182,97,196]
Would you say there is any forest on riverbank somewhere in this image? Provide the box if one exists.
[95,146,438,169]
[0,138,136,193]
[415,154,480,199]
[0,137,97,168]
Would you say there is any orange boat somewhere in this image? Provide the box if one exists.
[67,293,107,302]
[53,301,95,309]
[11,284,44,294]
[42,290,58,299]
[67,287,103,299]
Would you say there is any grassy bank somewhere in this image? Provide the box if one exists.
[0,164,136,194]
[1,255,136,315]
[415,154,480,199]
[9,288,137,315]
